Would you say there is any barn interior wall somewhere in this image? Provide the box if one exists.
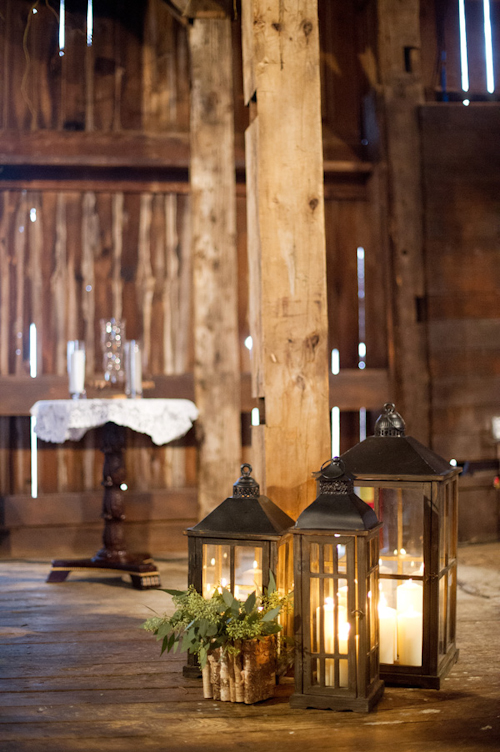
[0,0,498,557]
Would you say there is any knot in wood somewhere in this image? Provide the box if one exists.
[309,197,319,211]
[301,20,313,37]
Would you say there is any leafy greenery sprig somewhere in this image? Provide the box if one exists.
[141,572,291,669]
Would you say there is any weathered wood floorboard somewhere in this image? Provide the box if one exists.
[0,545,499,752]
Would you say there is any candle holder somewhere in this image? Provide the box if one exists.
[340,403,461,689]
[290,459,384,712]
[100,319,125,385]
[67,340,86,399]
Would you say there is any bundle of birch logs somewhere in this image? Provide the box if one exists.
[201,637,276,704]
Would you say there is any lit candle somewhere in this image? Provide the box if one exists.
[396,580,423,666]
[397,579,423,614]
[378,594,397,664]
[397,608,423,666]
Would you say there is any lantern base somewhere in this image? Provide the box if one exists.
[381,647,459,689]
[289,679,384,713]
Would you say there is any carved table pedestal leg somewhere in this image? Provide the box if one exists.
[47,422,161,590]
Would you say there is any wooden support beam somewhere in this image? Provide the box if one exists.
[377,0,430,442]
[243,1,331,519]
[189,18,242,517]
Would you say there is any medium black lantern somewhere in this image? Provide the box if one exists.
[340,403,460,689]
[290,459,384,712]
[184,464,294,674]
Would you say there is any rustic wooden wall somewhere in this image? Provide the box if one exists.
[1,0,498,555]
[421,103,500,462]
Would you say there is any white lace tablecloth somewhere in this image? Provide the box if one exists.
[30,399,199,446]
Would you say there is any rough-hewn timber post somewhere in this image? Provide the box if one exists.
[242,1,331,519]
[190,18,242,517]
[377,0,430,442]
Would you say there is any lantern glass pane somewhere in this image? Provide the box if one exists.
[337,544,347,573]
[376,487,424,577]
[202,543,231,598]
[324,544,334,574]
[234,546,263,600]
[310,542,320,573]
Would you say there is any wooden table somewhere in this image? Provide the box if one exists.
[30,398,198,590]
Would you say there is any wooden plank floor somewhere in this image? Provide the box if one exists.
[1,544,499,752]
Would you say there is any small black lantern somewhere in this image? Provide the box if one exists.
[340,403,461,689]
[290,459,384,712]
[184,464,294,675]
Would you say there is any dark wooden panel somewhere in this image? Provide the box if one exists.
[0,131,191,167]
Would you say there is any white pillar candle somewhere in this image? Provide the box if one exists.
[378,596,397,664]
[396,580,423,666]
[69,349,85,395]
[396,579,423,614]
[397,608,423,666]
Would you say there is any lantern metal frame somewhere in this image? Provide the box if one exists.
[341,403,461,689]
[290,460,384,712]
[184,464,294,677]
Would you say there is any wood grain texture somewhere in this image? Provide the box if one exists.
[189,17,242,516]
[243,0,331,518]
[0,547,499,750]
[421,105,500,461]
[377,0,430,443]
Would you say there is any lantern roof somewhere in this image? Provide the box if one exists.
[295,459,379,532]
[187,464,294,539]
[340,403,460,481]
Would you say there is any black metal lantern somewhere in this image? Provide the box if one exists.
[290,459,384,712]
[184,464,294,675]
[340,403,460,689]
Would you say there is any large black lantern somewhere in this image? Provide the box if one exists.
[184,464,294,674]
[341,403,460,689]
[290,459,384,712]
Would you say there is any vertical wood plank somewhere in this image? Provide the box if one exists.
[93,0,117,132]
[243,0,331,519]
[116,2,144,131]
[190,18,242,516]
[82,192,98,378]
[137,193,154,369]
[40,192,58,375]
[0,192,11,375]
[111,193,124,323]
[51,194,67,376]
[143,0,177,131]
[61,1,87,131]
[121,193,140,337]
[6,0,32,129]
[30,0,60,130]
[13,192,28,376]
[27,192,43,376]
[377,0,430,442]
[0,0,7,129]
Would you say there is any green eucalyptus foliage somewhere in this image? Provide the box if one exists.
[141,573,292,669]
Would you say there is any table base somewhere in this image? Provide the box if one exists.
[46,555,161,590]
